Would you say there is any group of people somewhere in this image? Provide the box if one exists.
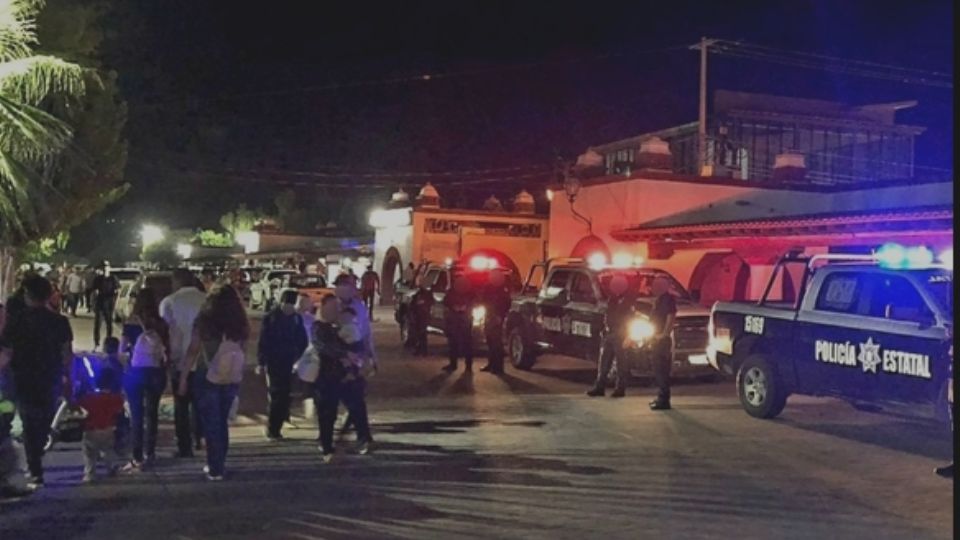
[0,265,379,498]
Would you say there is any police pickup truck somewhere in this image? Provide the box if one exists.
[708,253,953,422]
[505,258,715,379]
[394,259,515,348]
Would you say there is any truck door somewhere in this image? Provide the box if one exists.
[537,270,573,350]
[853,272,947,411]
[796,270,870,396]
[567,271,604,356]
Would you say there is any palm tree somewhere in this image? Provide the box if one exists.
[0,0,84,295]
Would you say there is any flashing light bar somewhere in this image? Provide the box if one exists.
[468,255,499,271]
[874,243,943,269]
[939,248,953,270]
[589,251,645,271]
[587,253,607,270]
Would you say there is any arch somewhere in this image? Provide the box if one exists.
[457,248,523,292]
[379,247,402,305]
[570,235,611,260]
[688,252,750,306]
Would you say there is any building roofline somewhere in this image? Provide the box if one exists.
[414,207,549,220]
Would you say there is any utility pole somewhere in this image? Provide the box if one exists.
[691,37,717,176]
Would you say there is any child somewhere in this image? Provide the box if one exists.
[102,337,129,456]
[76,368,125,483]
[338,307,370,379]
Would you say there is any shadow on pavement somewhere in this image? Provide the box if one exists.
[779,418,952,460]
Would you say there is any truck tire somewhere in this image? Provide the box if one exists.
[509,327,535,370]
[737,355,787,419]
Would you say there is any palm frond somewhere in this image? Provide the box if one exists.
[0,94,73,161]
[0,148,40,235]
[0,0,43,62]
[0,54,84,105]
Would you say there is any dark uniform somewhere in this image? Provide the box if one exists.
[588,291,635,397]
[91,273,119,348]
[442,286,475,372]
[480,283,511,374]
[410,287,434,356]
[257,309,308,439]
[650,292,677,409]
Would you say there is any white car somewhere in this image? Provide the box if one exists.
[249,269,297,311]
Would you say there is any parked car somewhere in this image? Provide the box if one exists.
[107,267,141,288]
[113,271,174,322]
[276,274,334,309]
[249,269,297,311]
[505,258,715,381]
[709,251,952,422]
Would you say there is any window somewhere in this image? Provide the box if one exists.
[423,269,440,288]
[569,273,596,304]
[433,271,449,292]
[815,273,862,314]
[541,271,571,300]
[863,274,933,323]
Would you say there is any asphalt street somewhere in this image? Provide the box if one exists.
[0,307,953,539]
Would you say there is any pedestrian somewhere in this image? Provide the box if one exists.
[178,285,250,481]
[90,264,120,349]
[0,275,74,489]
[119,288,170,472]
[648,276,677,410]
[935,340,953,478]
[360,265,380,322]
[1,372,33,498]
[64,269,84,317]
[311,295,348,463]
[160,269,207,458]
[442,275,475,372]
[587,274,635,398]
[402,262,416,287]
[100,337,128,456]
[332,274,376,448]
[480,269,511,374]
[409,276,433,357]
[296,294,316,336]
[76,368,125,483]
[83,266,97,314]
[257,290,308,441]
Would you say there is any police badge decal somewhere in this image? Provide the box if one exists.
[857,337,882,374]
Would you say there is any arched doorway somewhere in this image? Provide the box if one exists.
[688,252,750,306]
[570,235,611,260]
[457,249,524,292]
[380,247,402,305]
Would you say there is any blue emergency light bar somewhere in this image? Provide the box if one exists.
[874,243,945,269]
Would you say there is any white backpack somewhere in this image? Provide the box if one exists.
[205,339,246,385]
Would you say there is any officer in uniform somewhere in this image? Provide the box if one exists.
[442,275,475,373]
[649,276,677,410]
[480,269,511,375]
[409,277,434,357]
[587,274,635,398]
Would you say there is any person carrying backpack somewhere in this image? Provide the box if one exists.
[177,286,249,481]
[256,290,309,441]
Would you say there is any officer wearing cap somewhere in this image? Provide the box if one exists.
[480,269,511,374]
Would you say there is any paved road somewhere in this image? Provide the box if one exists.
[0,308,953,539]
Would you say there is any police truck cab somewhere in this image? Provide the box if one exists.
[708,247,952,422]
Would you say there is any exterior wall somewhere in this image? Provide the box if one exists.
[373,224,414,277]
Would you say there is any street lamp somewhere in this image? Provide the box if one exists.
[176,243,193,260]
[140,224,164,246]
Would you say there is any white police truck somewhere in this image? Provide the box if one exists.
[708,249,952,422]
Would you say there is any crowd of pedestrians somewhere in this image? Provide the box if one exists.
[0,266,379,496]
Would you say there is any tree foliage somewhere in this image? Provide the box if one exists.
[140,239,181,268]
[194,228,233,248]
[219,203,261,238]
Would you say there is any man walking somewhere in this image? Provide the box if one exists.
[0,276,74,489]
[648,276,677,410]
[90,265,120,349]
[160,268,207,457]
[257,290,309,441]
[409,277,433,357]
[360,265,380,322]
[64,269,85,317]
[480,270,511,374]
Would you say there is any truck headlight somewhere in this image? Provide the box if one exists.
[472,305,487,326]
[628,317,655,344]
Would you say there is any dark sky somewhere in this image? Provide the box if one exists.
[74,0,953,259]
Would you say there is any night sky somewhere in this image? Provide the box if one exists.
[73,0,953,260]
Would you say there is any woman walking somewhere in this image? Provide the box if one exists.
[178,286,249,481]
[120,288,169,471]
[312,295,348,463]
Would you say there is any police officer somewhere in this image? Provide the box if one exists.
[587,274,634,398]
[442,275,474,373]
[480,269,511,374]
[257,290,309,441]
[409,276,434,357]
[649,276,677,410]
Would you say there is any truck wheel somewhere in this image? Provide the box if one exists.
[737,355,787,419]
[509,327,535,370]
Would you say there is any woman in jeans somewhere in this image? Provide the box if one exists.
[120,288,169,471]
[178,285,249,481]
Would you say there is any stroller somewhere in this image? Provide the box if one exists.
[44,352,128,452]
